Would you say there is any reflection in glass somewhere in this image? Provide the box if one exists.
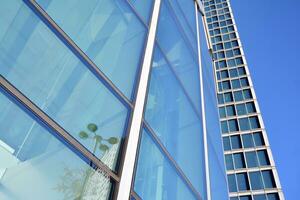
[134,129,197,200]
[0,92,112,200]
[0,0,128,171]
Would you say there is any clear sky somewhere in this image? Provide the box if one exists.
[230,0,300,199]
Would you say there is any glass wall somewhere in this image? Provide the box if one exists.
[0,0,228,199]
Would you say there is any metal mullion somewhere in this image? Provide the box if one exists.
[125,0,151,28]
[0,75,119,182]
[195,3,211,200]
[130,191,142,200]
[144,122,203,200]
[26,0,133,109]
[115,0,161,199]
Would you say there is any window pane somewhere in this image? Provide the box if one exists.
[234,91,243,102]
[233,153,245,169]
[236,173,250,191]
[134,129,197,200]
[225,154,234,170]
[242,134,254,148]
[239,118,250,131]
[0,92,112,200]
[257,150,270,166]
[219,107,226,118]
[129,0,154,24]
[224,92,234,103]
[249,171,264,190]
[253,132,265,146]
[267,193,280,200]
[223,137,231,151]
[226,105,236,116]
[240,196,252,200]
[262,170,276,188]
[250,116,260,129]
[245,151,259,168]
[37,0,148,99]
[231,135,242,149]
[236,103,247,116]
[246,102,256,113]
[0,1,128,171]
[228,119,238,132]
[253,195,267,200]
[227,174,237,192]
[221,121,229,134]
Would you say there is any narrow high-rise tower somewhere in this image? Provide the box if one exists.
[202,0,284,199]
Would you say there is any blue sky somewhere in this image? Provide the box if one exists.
[230,0,300,199]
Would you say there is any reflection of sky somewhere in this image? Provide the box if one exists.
[230,1,300,199]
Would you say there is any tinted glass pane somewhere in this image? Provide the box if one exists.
[245,151,259,168]
[267,193,280,200]
[224,92,233,103]
[144,46,205,194]
[257,150,270,166]
[231,135,242,149]
[134,129,197,200]
[240,196,252,200]
[253,195,267,200]
[246,102,256,113]
[236,173,250,191]
[223,137,231,151]
[0,0,128,171]
[225,154,234,170]
[219,107,226,118]
[227,174,237,192]
[0,92,112,200]
[37,0,147,99]
[221,121,229,134]
[226,105,235,116]
[250,116,260,129]
[233,153,245,169]
[234,91,243,102]
[249,171,264,190]
[239,118,250,131]
[228,119,238,132]
[242,134,254,148]
[262,170,276,188]
[253,132,265,146]
[243,89,252,99]
[129,0,154,24]
[236,103,247,116]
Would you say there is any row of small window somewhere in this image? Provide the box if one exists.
[217,67,246,80]
[217,89,253,104]
[204,0,227,6]
[216,57,244,70]
[219,101,256,119]
[221,116,260,134]
[225,150,270,170]
[230,193,280,200]
[223,132,265,151]
[214,48,241,60]
[212,32,237,44]
[218,77,249,92]
[209,23,235,37]
[207,19,233,30]
[228,170,276,192]
[213,40,239,52]
[204,2,228,12]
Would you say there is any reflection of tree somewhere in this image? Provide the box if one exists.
[54,123,119,200]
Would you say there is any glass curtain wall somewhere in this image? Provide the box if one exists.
[0,0,227,199]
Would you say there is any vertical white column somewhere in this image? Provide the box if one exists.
[195,2,212,200]
[116,0,161,199]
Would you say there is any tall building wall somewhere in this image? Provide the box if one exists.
[202,0,284,199]
[0,1,228,200]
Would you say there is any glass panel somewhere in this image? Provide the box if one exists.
[156,1,201,113]
[246,102,256,113]
[129,0,154,24]
[253,132,265,146]
[37,0,148,99]
[225,154,234,170]
[240,196,252,200]
[249,116,260,129]
[236,103,247,116]
[226,105,235,116]
[223,137,231,151]
[236,173,250,191]
[262,170,276,188]
[239,118,250,131]
[144,46,205,195]
[227,174,237,192]
[253,194,267,200]
[267,193,280,200]
[233,153,245,169]
[134,129,197,200]
[219,107,226,118]
[228,119,238,132]
[231,135,242,149]
[242,134,254,148]
[0,91,112,200]
[257,150,270,166]
[221,121,229,134]
[245,151,259,168]
[0,1,128,171]
[249,171,264,190]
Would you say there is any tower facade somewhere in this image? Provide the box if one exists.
[202,0,284,199]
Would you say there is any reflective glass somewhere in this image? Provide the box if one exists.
[223,137,231,151]
[228,119,238,132]
[267,193,280,200]
[253,132,265,146]
[231,135,242,149]
[246,102,256,113]
[145,46,205,195]
[0,92,112,200]
[0,1,128,170]
[236,103,247,116]
[37,0,148,99]
[250,116,260,129]
[219,107,226,118]
[226,105,235,116]
[129,0,154,24]
[262,170,276,188]
[156,1,201,113]
[134,129,197,200]
[221,121,229,133]
[225,154,234,170]
[257,150,270,166]
[234,90,244,102]
[233,153,245,169]
[249,171,264,190]
[227,174,237,192]
[236,173,250,191]
[253,194,267,200]
[239,118,250,131]
[240,196,251,200]
[245,151,259,168]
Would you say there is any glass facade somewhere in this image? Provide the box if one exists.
[0,0,228,200]
[202,0,284,200]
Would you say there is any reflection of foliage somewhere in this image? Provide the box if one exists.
[54,123,119,200]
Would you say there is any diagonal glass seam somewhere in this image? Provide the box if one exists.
[125,0,151,28]
[25,0,133,109]
[131,191,142,200]
[143,122,203,200]
[0,75,120,182]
